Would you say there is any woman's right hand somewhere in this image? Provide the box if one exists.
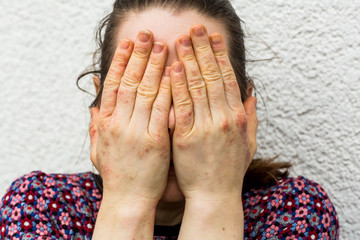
[89,29,171,208]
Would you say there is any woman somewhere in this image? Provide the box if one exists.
[0,0,339,239]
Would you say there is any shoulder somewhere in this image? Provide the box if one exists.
[0,170,101,239]
[243,176,339,239]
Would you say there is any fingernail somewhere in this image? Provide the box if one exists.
[210,34,222,45]
[139,29,151,42]
[173,62,182,73]
[193,25,205,37]
[120,39,130,49]
[181,37,191,47]
[153,42,164,53]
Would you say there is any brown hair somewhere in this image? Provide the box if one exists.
[77,0,291,191]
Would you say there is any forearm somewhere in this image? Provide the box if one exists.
[92,193,157,240]
[178,196,244,240]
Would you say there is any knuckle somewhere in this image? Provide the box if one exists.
[214,49,227,58]
[148,59,165,72]
[137,84,157,99]
[113,54,129,68]
[133,46,151,56]
[222,68,237,81]
[196,42,212,52]
[121,71,142,86]
[187,75,203,84]
[202,69,222,82]
[181,54,196,62]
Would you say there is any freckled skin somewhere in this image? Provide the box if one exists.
[89,9,258,231]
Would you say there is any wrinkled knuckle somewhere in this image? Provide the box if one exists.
[122,72,141,86]
[222,69,236,81]
[113,55,128,67]
[181,54,195,62]
[137,84,157,99]
[149,61,164,72]
[214,49,227,58]
[197,43,212,52]
[133,46,150,56]
[187,75,203,84]
[202,69,221,82]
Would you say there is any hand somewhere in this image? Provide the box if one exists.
[170,24,258,201]
[89,29,172,207]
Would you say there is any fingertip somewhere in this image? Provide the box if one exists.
[171,61,183,73]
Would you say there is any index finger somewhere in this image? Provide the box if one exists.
[99,39,134,119]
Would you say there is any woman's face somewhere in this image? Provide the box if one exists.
[114,8,229,203]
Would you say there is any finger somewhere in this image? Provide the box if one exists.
[190,24,227,112]
[113,29,154,122]
[99,39,133,119]
[149,67,172,137]
[209,33,243,112]
[93,75,101,94]
[89,107,100,167]
[243,97,258,159]
[131,41,168,125]
[170,61,194,137]
[175,35,211,124]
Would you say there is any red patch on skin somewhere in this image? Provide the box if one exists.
[235,112,247,131]
[90,128,97,138]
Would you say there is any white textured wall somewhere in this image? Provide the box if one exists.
[0,0,359,238]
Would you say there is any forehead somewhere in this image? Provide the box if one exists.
[117,7,228,49]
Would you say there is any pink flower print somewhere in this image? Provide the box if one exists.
[8,223,18,236]
[36,222,48,236]
[73,187,82,198]
[11,207,21,221]
[10,194,22,205]
[271,195,283,208]
[67,175,80,185]
[59,212,71,225]
[295,207,308,219]
[321,213,331,229]
[265,224,279,238]
[36,197,47,212]
[298,193,310,205]
[19,180,30,192]
[43,188,56,199]
[295,219,307,234]
[294,179,305,190]
[60,229,68,239]
[44,177,56,187]
[324,198,333,211]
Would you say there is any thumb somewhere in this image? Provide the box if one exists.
[243,97,258,160]
[89,107,100,166]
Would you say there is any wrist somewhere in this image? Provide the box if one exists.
[92,192,157,240]
[178,197,244,240]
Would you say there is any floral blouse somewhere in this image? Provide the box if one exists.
[0,171,339,239]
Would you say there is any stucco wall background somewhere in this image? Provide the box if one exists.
[0,0,359,238]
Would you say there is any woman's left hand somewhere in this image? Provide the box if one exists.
[170,24,258,202]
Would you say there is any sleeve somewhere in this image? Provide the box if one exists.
[0,171,61,239]
[252,176,339,239]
